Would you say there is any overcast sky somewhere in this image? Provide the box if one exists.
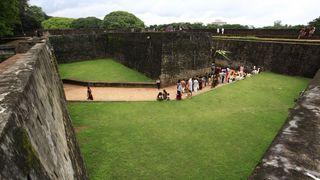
[30,0,319,27]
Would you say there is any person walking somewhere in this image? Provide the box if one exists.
[193,78,199,92]
[87,86,93,100]
[156,79,161,90]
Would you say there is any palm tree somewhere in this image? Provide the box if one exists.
[213,50,231,60]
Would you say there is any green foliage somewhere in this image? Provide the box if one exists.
[58,59,153,82]
[190,22,206,29]
[150,22,250,30]
[27,6,47,22]
[71,17,102,29]
[309,17,320,30]
[207,23,249,29]
[42,17,75,29]
[149,22,206,30]
[0,0,20,36]
[69,72,309,179]
[214,50,231,60]
[19,5,47,32]
[102,11,145,29]
[262,20,303,29]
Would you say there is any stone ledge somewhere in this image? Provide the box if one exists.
[249,69,320,180]
[62,78,157,88]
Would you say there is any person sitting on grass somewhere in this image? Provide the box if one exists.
[157,92,163,101]
[163,89,170,101]
[87,86,94,100]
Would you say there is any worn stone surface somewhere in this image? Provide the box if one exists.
[44,28,320,39]
[106,33,163,80]
[250,69,320,180]
[160,32,212,85]
[49,34,107,63]
[0,41,87,179]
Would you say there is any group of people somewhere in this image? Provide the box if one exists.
[157,89,170,101]
[173,63,262,100]
[298,26,316,39]
[86,64,261,102]
[217,28,225,34]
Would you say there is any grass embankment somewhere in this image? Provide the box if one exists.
[69,72,309,179]
[59,59,153,82]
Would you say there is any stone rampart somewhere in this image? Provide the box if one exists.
[250,69,320,179]
[0,41,87,179]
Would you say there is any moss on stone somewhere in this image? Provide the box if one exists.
[14,128,42,174]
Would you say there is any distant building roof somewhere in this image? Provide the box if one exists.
[211,19,227,25]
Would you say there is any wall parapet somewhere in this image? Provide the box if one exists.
[62,79,157,88]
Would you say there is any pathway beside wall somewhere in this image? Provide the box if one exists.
[64,83,219,102]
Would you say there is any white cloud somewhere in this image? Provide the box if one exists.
[30,0,320,27]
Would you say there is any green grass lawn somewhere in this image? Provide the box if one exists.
[58,59,153,82]
[69,72,309,179]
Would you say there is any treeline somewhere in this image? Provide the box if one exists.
[41,11,145,30]
[148,23,250,31]
[0,0,49,36]
[1,0,320,37]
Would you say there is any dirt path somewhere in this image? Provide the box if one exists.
[63,84,221,102]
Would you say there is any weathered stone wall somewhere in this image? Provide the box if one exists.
[250,69,320,179]
[211,38,320,78]
[44,28,320,39]
[160,32,213,85]
[50,34,107,63]
[189,28,320,39]
[0,41,87,179]
[49,32,213,85]
[106,33,163,79]
[50,32,320,86]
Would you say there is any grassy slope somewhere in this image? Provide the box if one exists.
[58,59,153,82]
[69,72,309,179]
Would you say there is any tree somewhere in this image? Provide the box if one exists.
[0,0,20,36]
[71,17,102,29]
[221,24,249,29]
[190,22,205,29]
[214,50,231,60]
[207,23,249,29]
[102,11,145,29]
[42,17,75,29]
[19,5,48,32]
[309,17,320,30]
[263,20,291,29]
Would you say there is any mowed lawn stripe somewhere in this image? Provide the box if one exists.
[59,59,153,82]
[69,72,309,179]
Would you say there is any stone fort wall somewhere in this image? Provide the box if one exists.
[49,32,213,85]
[45,28,320,39]
[50,32,320,85]
[0,41,87,179]
[211,37,320,78]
